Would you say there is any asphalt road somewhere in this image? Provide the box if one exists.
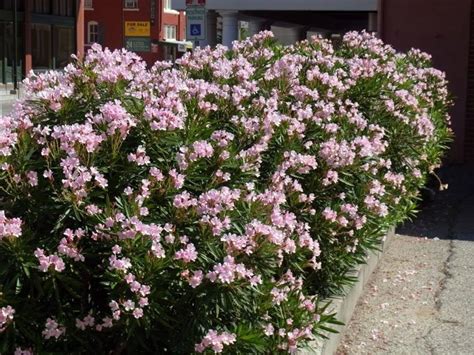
[338,165,474,355]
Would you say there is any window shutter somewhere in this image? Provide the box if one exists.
[98,24,105,45]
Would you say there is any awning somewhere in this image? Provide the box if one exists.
[154,40,194,52]
[171,0,377,11]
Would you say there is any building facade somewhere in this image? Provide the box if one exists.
[379,0,471,163]
[172,0,473,163]
[172,0,378,48]
[84,0,187,65]
[0,0,84,87]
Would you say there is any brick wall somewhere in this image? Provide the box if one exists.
[465,1,474,161]
[84,0,186,65]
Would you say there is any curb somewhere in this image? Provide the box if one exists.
[299,228,394,355]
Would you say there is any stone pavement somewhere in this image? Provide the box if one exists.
[337,165,474,355]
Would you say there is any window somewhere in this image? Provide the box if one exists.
[85,0,93,9]
[52,0,73,16]
[32,24,52,69]
[124,0,138,9]
[164,0,178,14]
[1,0,13,10]
[55,26,75,68]
[163,45,177,61]
[87,21,99,44]
[164,25,177,40]
[0,21,25,82]
[34,0,51,14]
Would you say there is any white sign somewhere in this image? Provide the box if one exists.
[186,6,206,41]
[186,0,205,4]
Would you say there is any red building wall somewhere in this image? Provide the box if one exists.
[379,0,471,163]
[162,8,186,42]
[84,0,186,65]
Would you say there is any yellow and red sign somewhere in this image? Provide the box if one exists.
[124,21,150,37]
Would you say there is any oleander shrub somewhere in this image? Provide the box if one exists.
[0,31,451,354]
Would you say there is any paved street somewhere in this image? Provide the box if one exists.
[337,165,474,355]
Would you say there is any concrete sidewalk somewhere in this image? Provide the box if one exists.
[0,100,14,116]
[0,85,21,116]
[337,165,474,355]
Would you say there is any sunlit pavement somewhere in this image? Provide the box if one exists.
[337,165,474,354]
[0,100,14,116]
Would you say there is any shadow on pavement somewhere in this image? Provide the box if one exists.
[397,164,474,241]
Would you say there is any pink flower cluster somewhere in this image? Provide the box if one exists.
[42,318,65,339]
[34,248,66,273]
[206,255,261,286]
[0,211,22,240]
[0,30,450,353]
[0,306,15,332]
[58,228,85,261]
[195,329,237,353]
[0,115,19,156]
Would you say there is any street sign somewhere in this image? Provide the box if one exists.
[125,37,151,52]
[190,24,202,36]
[186,5,206,41]
[125,21,151,37]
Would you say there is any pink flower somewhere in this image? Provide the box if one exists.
[319,139,356,168]
[34,248,66,272]
[263,323,274,336]
[26,171,38,186]
[169,169,185,189]
[42,318,65,339]
[14,348,33,355]
[0,211,22,239]
[188,270,204,288]
[145,107,184,131]
[175,243,198,263]
[197,187,241,216]
[76,314,95,330]
[189,140,214,161]
[85,204,102,215]
[123,300,135,311]
[211,130,234,147]
[132,308,144,319]
[95,100,136,138]
[0,305,15,332]
[195,329,237,353]
[207,255,257,284]
[128,145,151,166]
[108,254,132,272]
[150,167,164,181]
[322,170,338,186]
[322,207,337,222]
[173,191,197,209]
[51,123,104,154]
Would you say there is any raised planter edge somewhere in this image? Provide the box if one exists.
[298,228,395,355]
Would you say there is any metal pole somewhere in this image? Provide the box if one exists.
[11,0,18,94]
